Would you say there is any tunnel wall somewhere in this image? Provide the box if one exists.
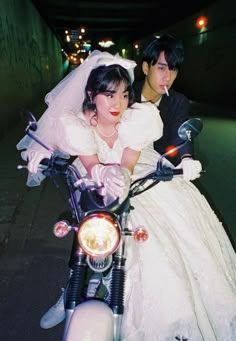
[0,0,64,139]
[130,0,236,116]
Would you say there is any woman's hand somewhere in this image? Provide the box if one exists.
[27,150,52,174]
[91,164,131,201]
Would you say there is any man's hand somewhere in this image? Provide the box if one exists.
[177,158,202,181]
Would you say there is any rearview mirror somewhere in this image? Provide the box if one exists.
[20,110,53,154]
[20,111,38,132]
[178,118,203,141]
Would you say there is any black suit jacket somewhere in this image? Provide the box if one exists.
[133,80,193,166]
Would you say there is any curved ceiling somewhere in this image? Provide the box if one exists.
[32,0,215,52]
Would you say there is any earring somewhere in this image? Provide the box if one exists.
[90,114,98,127]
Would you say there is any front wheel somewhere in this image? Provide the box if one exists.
[64,300,114,341]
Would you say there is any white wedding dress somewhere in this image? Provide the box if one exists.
[18,102,236,340]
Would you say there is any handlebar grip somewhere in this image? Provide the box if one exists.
[40,158,50,166]
[173,169,205,176]
[172,168,206,178]
[172,168,183,175]
[41,157,69,175]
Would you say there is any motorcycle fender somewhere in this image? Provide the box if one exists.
[65,300,114,341]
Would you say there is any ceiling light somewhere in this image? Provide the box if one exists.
[98,40,114,48]
[196,16,208,29]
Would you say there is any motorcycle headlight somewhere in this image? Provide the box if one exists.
[78,212,121,258]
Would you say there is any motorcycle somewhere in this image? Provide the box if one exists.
[18,113,203,340]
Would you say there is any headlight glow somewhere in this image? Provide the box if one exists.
[78,212,121,257]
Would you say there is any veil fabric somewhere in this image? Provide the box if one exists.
[17,50,136,153]
[44,50,137,115]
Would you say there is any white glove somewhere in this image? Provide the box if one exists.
[177,158,202,181]
[27,150,52,174]
[91,164,131,201]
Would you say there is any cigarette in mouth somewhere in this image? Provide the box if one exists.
[164,86,169,96]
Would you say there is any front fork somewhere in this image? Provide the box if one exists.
[110,229,128,340]
[63,232,88,339]
[63,217,129,341]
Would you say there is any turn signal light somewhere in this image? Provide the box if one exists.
[53,220,71,238]
[133,226,148,242]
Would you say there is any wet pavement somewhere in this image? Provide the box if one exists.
[0,122,70,340]
[0,115,235,340]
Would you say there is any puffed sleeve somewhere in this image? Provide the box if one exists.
[56,111,97,155]
[17,110,97,159]
[118,102,163,150]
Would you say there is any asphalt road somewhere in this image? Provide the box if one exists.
[0,115,235,340]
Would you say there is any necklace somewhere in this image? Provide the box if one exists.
[96,124,117,138]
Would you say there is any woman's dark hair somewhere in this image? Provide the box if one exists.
[142,34,184,71]
[83,64,135,112]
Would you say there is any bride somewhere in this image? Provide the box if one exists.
[17,50,236,340]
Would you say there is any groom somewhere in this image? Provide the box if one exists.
[133,34,202,180]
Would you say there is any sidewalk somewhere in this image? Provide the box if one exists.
[0,120,69,341]
[0,102,47,252]
[0,123,26,248]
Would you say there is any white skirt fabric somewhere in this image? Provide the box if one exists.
[121,177,236,340]
[71,133,236,340]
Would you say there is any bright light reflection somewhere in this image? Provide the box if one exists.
[98,40,114,48]
[196,16,208,29]
[121,49,126,56]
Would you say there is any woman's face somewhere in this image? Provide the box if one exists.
[94,81,129,124]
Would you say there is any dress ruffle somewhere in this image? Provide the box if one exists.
[119,102,163,150]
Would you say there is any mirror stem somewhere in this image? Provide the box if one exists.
[157,139,189,172]
[160,139,188,162]
[27,131,54,154]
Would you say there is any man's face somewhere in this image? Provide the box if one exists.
[142,51,178,99]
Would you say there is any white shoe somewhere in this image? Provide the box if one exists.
[40,290,65,329]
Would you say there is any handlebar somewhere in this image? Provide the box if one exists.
[39,157,99,190]
[17,154,204,211]
[129,166,183,198]
[19,114,204,215]
[41,157,68,173]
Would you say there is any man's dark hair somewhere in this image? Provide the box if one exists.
[142,34,184,71]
